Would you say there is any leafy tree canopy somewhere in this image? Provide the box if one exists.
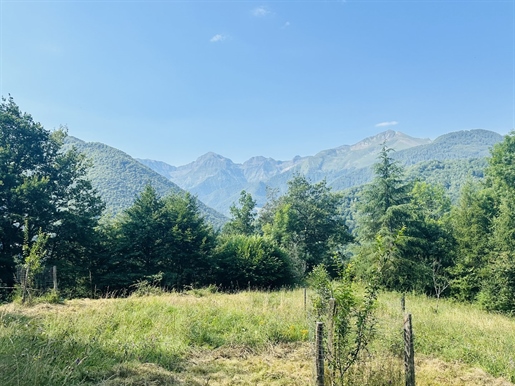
[0,97,104,290]
[223,190,257,236]
[261,174,352,274]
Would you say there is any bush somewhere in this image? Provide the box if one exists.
[213,234,299,290]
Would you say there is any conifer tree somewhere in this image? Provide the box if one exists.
[473,132,515,311]
[355,145,433,291]
[107,185,215,289]
[357,145,412,241]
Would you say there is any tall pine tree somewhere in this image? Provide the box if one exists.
[355,145,435,292]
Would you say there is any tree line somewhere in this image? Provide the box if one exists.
[2,97,515,313]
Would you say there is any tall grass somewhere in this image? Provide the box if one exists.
[1,289,515,385]
[377,292,515,383]
[0,289,310,385]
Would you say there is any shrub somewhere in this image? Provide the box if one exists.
[213,234,298,290]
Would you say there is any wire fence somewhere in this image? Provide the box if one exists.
[13,265,58,301]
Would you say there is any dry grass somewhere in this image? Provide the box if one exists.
[415,356,513,386]
[94,343,313,385]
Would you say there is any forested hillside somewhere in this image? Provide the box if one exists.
[405,158,487,201]
[63,137,227,227]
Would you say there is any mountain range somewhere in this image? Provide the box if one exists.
[61,129,503,225]
[137,129,503,215]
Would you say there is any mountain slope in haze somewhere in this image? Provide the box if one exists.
[139,129,503,215]
[138,130,430,214]
[330,130,502,192]
[63,137,227,227]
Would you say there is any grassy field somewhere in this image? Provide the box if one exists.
[1,288,514,385]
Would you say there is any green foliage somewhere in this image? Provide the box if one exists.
[36,290,61,304]
[486,131,515,189]
[405,158,487,203]
[18,222,50,303]
[22,224,49,280]
[307,264,333,317]
[477,252,515,313]
[446,132,515,312]
[130,272,166,297]
[450,183,495,301]
[223,190,258,235]
[411,181,451,220]
[7,99,515,312]
[357,146,412,240]
[105,185,216,290]
[109,184,167,287]
[162,192,216,287]
[337,158,488,237]
[393,129,502,165]
[308,264,378,386]
[261,174,352,274]
[0,97,104,294]
[355,147,455,294]
[469,132,515,312]
[355,226,428,293]
[355,146,418,291]
[63,137,227,228]
[213,234,298,289]
[409,182,455,295]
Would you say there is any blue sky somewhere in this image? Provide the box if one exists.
[1,0,514,166]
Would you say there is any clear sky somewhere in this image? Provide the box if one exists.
[1,0,514,166]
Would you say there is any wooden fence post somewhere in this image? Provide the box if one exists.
[53,266,57,292]
[327,298,336,385]
[401,293,405,313]
[315,322,325,386]
[304,287,307,313]
[404,314,415,386]
[22,266,31,304]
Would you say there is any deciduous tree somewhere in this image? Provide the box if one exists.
[223,190,258,235]
[262,174,351,274]
[0,97,104,293]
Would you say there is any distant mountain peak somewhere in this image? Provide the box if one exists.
[243,156,277,166]
[63,137,227,227]
[351,130,430,151]
[197,151,226,161]
[180,152,236,172]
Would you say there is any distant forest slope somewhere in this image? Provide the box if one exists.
[63,137,227,227]
[405,158,488,201]
[393,129,502,165]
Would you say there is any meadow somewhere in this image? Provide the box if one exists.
[1,288,514,385]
